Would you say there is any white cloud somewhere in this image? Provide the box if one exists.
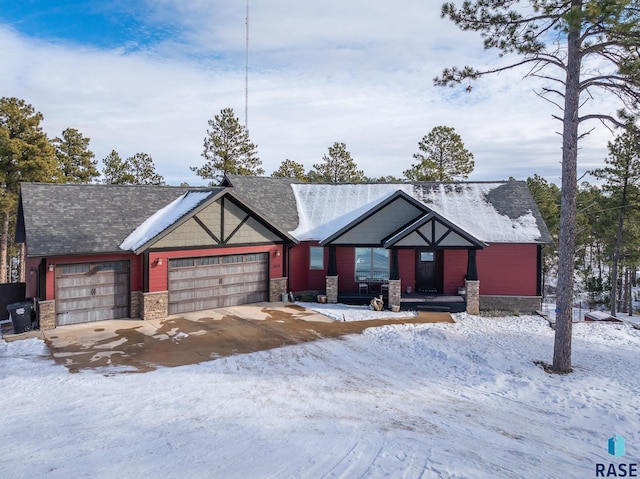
[0,2,619,186]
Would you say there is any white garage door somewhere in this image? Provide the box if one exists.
[56,261,130,326]
[168,253,268,315]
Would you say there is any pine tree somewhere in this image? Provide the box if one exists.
[271,159,308,181]
[52,127,99,183]
[102,150,135,185]
[0,97,57,282]
[591,130,640,315]
[192,108,263,184]
[404,126,474,181]
[310,142,365,183]
[127,153,165,185]
[101,150,165,185]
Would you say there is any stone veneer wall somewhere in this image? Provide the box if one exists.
[388,279,401,309]
[142,291,169,320]
[130,291,142,319]
[465,280,480,315]
[38,299,56,330]
[326,276,338,303]
[479,295,542,313]
[269,277,288,302]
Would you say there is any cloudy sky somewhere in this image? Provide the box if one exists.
[0,1,619,185]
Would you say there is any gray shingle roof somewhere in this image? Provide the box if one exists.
[19,177,552,258]
[223,175,301,231]
[18,183,201,257]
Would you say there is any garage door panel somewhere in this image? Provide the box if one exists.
[56,261,130,326]
[169,253,268,315]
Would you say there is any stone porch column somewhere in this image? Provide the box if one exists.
[326,276,338,303]
[388,279,401,310]
[465,279,480,315]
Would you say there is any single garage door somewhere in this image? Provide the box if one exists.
[168,253,268,315]
[56,261,130,326]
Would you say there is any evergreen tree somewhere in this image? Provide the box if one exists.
[271,159,308,181]
[526,174,561,299]
[0,97,57,282]
[127,153,165,185]
[101,150,135,185]
[310,142,365,183]
[192,108,263,184]
[436,0,640,373]
[404,126,474,181]
[101,150,165,185]
[52,127,99,183]
[591,130,640,315]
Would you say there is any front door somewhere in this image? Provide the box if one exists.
[416,250,439,293]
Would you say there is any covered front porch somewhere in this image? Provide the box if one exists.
[316,189,487,314]
[338,290,467,313]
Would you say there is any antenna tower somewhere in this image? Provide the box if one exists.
[245,0,249,132]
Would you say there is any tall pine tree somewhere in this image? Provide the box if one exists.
[310,142,365,183]
[192,108,263,184]
[0,97,57,282]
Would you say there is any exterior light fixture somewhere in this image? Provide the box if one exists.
[48,263,54,272]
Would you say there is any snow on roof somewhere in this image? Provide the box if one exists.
[414,183,541,243]
[120,191,214,251]
[290,184,408,241]
[290,183,542,243]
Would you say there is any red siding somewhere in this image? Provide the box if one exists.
[398,249,416,294]
[443,250,468,294]
[476,244,538,295]
[45,253,142,301]
[285,242,539,297]
[443,245,539,295]
[149,245,283,293]
[336,247,356,293]
[288,243,311,291]
[288,242,330,292]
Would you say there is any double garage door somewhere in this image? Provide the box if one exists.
[169,253,268,315]
[56,261,130,326]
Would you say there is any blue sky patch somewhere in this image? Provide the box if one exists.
[0,1,176,51]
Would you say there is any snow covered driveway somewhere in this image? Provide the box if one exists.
[1,313,639,478]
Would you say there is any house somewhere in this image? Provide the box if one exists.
[16,176,552,329]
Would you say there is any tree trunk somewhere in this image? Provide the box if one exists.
[630,266,635,317]
[18,242,26,283]
[552,5,581,373]
[0,210,8,284]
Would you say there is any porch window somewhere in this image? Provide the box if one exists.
[310,247,324,269]
[355,248,389,282]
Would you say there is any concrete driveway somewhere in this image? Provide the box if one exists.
[7,302,453,373]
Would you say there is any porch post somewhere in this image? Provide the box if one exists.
[327,246,337,276]
[389,248,399,280]
[466,249,478,281]
[325,246,338,303]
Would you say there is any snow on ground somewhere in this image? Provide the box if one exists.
[1,311,639,478]
[297,301,418,321]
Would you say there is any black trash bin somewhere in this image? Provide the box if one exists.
[7,301,33,334]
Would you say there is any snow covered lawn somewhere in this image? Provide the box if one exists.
[1,312,638,478]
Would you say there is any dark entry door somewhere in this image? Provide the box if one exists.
[416,250,438,293]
